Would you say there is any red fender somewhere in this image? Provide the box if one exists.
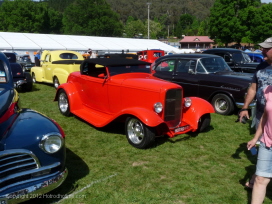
[54,83,83,112]
[121,107,165,127]
[182,97,215,130]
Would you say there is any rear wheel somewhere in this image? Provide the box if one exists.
[211,94,234,115]
[58,89,71,116]
[22,72,33,92]
[53,76,60,89]
[125,117,155,149]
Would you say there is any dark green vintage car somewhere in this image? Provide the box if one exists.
[0,51,67,203]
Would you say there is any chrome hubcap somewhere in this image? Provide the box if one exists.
[59,92,68,113]
[127,118,144,144]
[215,98,227,113]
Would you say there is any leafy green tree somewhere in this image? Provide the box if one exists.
[124,19,145,38]
[62,0,123,36]
[0,0,45,32]
[209,0,261,46]
[46,0,76,12]
[144,19,163,39]
[174,14,194,38]
[0,0,62,34]
[248,3,272,44]
[197,19,210,36]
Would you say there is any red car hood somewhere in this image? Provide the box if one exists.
[112,73,181,91]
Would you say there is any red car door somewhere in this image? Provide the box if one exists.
[80,75,109,113]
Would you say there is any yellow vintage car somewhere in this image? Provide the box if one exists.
[31,50,84,88]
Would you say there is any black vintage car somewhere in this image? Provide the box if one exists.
[202,48,259,73]
[16,54,35,72]
[151,54,255,115]
[3,52,33,91]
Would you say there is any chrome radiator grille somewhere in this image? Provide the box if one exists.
[0,150,39,190]
[164,89,182,127]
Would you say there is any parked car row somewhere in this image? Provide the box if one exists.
[3,52,33,92]
[202,48,260,73]
[0,46,261,202]
[16,54,35,72]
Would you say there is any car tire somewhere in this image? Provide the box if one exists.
[22,72,33,92]
[58,89,71,116]
[196,113,211,133]
[32,73,36,83]
[211,94,234,115]
[125,117,155,149]
[53,76,60,89]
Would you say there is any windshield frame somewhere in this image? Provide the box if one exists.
[108,64,151,76]
[0,60,10,84]
[197,57,233,73]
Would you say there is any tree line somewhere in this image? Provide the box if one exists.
[0,0,272,46]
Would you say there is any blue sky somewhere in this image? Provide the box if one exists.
[262,0,272,2]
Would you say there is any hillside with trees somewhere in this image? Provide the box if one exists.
[0,0,272,46]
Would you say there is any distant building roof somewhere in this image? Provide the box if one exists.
[179,36,214,43]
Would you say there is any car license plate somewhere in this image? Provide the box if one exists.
[175,127,184,133]
[174,125,189,133]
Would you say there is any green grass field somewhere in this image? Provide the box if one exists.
[20,83,272,204]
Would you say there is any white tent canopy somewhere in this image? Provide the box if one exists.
[0,32,181,54]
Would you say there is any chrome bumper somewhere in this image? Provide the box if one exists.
[13,80,26,88]
[236,100,256,109]
[0,169,68,204]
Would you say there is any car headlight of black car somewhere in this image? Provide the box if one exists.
[39,132,64,154]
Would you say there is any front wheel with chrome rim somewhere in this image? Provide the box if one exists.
[58,89,71,116]
[125,117,155,149]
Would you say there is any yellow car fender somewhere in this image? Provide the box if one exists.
[52,67,70,85]
[31,66,44,82]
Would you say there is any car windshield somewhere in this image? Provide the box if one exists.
[21,56,31,62]
[108,64,151,76]
[197,57,232,73]
[242,53,252,63]
[0,61,7,83]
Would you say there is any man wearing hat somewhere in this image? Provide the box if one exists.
[239,37,272,191]
[87,49,96,58]
[239,38,272,128]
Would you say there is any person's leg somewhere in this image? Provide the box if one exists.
[251,176,270,204]
[252,142,272,203]
[245,174,256,188]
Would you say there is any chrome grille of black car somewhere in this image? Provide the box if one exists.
[164,89,182,127]
[0,150,39,190]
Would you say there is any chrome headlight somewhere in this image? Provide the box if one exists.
[39,133,64,154]
[154,102,163,113]
[184,97,192,108]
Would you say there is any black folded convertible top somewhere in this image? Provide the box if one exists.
[84,58,151,66]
